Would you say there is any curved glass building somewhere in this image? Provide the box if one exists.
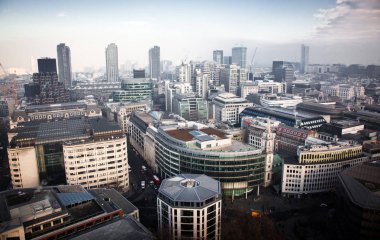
[155,125,265,197]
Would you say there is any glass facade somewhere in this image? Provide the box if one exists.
[155,130,265,196]
[113,80,153,102]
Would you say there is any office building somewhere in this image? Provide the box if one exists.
[274,124,314,156]
[240,80,286,99]
[212,92,253,124]
[194,68,208,99]
[133,69,145,78]
[281,142,369,197]
[0,185,150,240]
[37,58,57,73]
[272,61,294,82]
[157,174,222,240]
[240,106,328,130]
[320,84,365,101]
[112,78,153,102]
[223,56,232,65]
[11,96,102,126]
[149,45,160,79]
[319,120,365,138]
[63,139,129,190]
[106,43,119,82]
[57,43,72,88]
[231,47,247,68]
[242,117,281,186]
[213,50,223,64]
[176,62,192,83]
[259,94,303,108]
[172,93,208,121]
[300,44,309,73]
[220,65,238,95]
[336,161,380,239]
[155,123,265,197]
[104,101,150,134]
[8,118,128,189]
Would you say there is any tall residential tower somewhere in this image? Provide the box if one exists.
[106,43,119,82]
[57,43,72,88]
[300,44,309,73]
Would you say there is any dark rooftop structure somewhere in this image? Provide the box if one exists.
[240,106,327,130]
[0,185,142,240]
[337,161,380,239]
[70,216,154,240]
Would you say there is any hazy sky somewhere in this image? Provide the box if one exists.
[1,0,380,71]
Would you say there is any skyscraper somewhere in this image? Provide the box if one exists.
[223,56,232,65]
[272,61,295,82]
[106,43,119,82]
[57,43,72,88]
[37,58,57,73]
[149,46,160,79]
[300,44,309,73]
[213,50,223,64]
[232,47,247,68]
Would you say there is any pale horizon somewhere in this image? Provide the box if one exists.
[1,0,380,72]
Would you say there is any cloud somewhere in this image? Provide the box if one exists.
[313,0,380,41]
[56,12,66,17]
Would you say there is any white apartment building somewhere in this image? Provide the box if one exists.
[242,117,280,187]
[63,137,129,191]
[157,174,222,240]
[8,147,40,188]
[281,142,369,197]
[212,93,253,124]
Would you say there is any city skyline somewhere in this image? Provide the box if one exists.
[1,0,380,71]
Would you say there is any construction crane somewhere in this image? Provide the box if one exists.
[249,47,258,80]
[0,62,18,106]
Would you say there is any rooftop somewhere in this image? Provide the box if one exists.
[159,174,221,203]
[339,161,380,211]
[165,127,227,142]
[70,216,153,240]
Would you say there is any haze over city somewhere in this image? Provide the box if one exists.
[1,1,380,240]
[1,0,380,71]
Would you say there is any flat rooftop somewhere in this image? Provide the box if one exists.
[70,216,153,240]
[165,128,227,142]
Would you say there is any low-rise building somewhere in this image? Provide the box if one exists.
[104,101,150,133]
[240,106,328,130]
[11,96,102,127]
[0,185,149,240]
[274,124,314,156]
[212,92,253,124]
